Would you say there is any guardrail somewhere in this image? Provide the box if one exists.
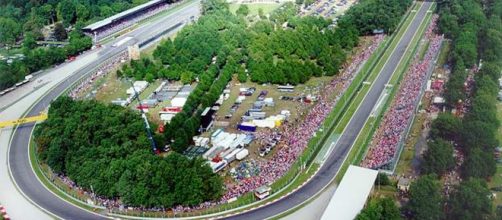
[31,2,419,219]
[107,3,418,218]
[386,39,443,173]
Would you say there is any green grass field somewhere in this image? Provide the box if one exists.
[333,2,435,182]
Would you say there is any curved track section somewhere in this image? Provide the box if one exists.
[227,2,432,219]
[8,2,200,219]
[7,1,431,219]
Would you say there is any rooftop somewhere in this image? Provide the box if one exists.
[83,0,165,31]
[321,165,378,220]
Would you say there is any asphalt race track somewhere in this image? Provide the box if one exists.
[8,2,200,219]
[7,1,431,219]
[226,2,432,219]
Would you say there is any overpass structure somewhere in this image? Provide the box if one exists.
[1,1,433,220]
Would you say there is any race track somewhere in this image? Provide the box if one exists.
[6,1,200,219]
[227,2,432,219]
[4,1,432,219]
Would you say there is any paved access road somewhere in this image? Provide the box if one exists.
[4,1,200,219]
[227,2,432,219]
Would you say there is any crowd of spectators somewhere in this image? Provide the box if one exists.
[443,147,464,198]
[68,52,129,99]
[0,204,9,220]
[57,34,384,214]
[90,2,178,41]
[213,34,385,206]
[362,16,443,169]
[454,65,478,116]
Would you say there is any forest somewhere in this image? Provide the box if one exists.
[0,0,163,91]
[119,0,411,154]
[359,0,502,219]
[34,97,223,207]
[34,0,414,209]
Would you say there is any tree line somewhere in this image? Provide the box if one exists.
[357,0,502,219]
[34,97,223,208]
[389,0,502,219]
[120,0,411,154]
[0,0,181,91]
[0,23,91,91]
[339,0,412,35]
[35,0,419,208]
[425,0,501,182]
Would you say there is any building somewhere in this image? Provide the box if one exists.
[82,0,168,36]
[320,165,379,220]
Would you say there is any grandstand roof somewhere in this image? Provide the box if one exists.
[83,0,165,32]
[321,165,378,220]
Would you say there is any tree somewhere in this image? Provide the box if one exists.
[405,175,444,220]
[375,173,390,186]
[34,97,223,208]
[421,138,455,176]
[462,148,496,179]
[236,5,249,16]
[76,4,90,22]
[429,113,461,141]
[57,0,76,27]
[258,8,265,19]
[357,197,401,220]
[23,32,37,49]
[53,23,67,41]
[0,17,21,45]
[448,179,492,220]
[180,71,194,84]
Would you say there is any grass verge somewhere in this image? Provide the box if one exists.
[29,134,103,212]
[332,2,434,182]
[28,2,426,219]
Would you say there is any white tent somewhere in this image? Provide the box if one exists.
[171,97,187,107]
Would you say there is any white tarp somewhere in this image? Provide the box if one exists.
[171,97,187,107]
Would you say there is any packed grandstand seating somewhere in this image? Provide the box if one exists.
[361,15,443,169]
[83,1,180,41]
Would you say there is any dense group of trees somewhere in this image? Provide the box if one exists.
[1,0,153,43]
[0,0,169,91]
[120,0,411,154]
[404,175,444,220]
[34,97,223,208]
[340,0,413,35]
[431,0,501,181]
[407,0,502,219]
[405,175,494,220]
[356,197,401,220]
[33,0,420,209]
[0,23,92,90]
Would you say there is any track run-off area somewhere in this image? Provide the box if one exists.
[0,1,200,219]
[0,1,434,220]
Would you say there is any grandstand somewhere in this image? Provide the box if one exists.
[82,0,175,41]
